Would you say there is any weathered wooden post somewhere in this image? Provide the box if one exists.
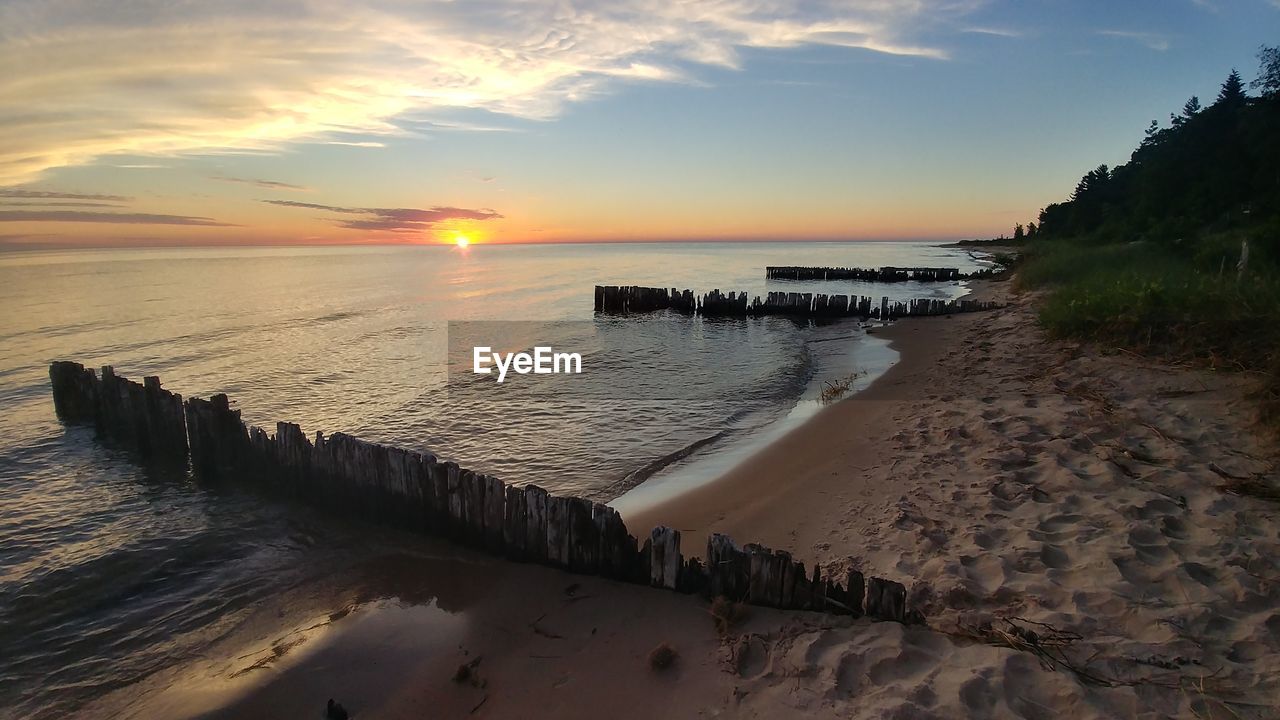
[546,495,572,567]
[706,533,749,600]
[185,394,250,479]
[788,559,811,610]
[593,503,634,580]
[445,462,464,538]
[866,577,907,622]
[649,526,681,590]
[503,484,528,560]
[846,568,866,617]
[49,361,99,423]
[567,497,599,574]
[481,474,506,552]
[272,422,311,494]
[524,484,549,563]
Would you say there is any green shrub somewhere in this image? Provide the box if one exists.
[1019,237,1280,429]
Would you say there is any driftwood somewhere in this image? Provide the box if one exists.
[48,361,923,623]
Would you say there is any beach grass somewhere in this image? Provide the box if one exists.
[1017,235,1280,428]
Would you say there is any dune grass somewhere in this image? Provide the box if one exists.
[1017,236,1280,429]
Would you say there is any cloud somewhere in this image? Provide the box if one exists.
[0,200,123,207]
[0,189,132,202]
[212,175,309,191]
[263,199,501,232]
[0,233,38,245]
[961,26,1021,38]
[1098,30,1171,52]
[0,0,984,185]
[0,211,234,226]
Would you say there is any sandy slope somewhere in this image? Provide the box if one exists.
[631,279,1280,719]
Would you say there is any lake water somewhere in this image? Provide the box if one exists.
[0,241,988,717]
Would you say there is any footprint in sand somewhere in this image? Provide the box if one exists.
[730,634,772,680]
[958,671,998,714]
[1030,514,1083,543]
[1179,561,1221,588]
[1125,528,1175,565]
[1158,515,1191,541]
[1039,543,1071,569]
[1227,640,1267,663]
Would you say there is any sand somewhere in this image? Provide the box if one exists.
[93,278,1280,719]
[630,279,1280,718]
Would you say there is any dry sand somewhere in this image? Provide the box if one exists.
[631,279,1280,718]
[98,278,1280,719]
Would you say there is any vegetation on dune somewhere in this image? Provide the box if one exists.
[1004,45,1280,428]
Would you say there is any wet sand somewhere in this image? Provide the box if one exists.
[81,538,739,720]
[621,293,972,558]
[93,277,1280,719]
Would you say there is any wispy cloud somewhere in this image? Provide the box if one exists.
[962,26,1022,38]
[0,211,234,226]
[0,200,123,208]
[1098,30,1172,52]
[0,0,985,185]
[212,175,309,191]
[0,233,44,246]
[0,189,132,202]
[263,199,501,233]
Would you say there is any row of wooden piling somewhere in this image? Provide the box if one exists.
[594,285,1002,319]
[49,361,917,623]
[765,266,990,282]
[593,286,697,314]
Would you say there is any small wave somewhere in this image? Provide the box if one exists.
[607,427,738,496]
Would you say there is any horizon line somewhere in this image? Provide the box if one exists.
[0,236,988,252]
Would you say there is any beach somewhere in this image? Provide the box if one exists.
[6,5,1278,718]
[631,276,1280,718]
[85,274,1278,719]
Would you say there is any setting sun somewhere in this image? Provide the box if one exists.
[454,234,470,248]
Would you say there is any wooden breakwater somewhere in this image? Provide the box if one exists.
[594,285,1001,319]
[594,285,697,315]
[766,266,998,282]
[49,361,920,623]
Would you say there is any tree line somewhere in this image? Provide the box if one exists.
[1005,45,1279,253]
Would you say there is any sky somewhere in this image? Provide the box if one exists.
[0,0,1276,248]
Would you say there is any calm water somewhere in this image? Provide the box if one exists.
[0,241,987,717]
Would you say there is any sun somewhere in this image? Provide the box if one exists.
[454,233,470,248]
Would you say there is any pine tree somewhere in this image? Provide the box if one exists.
[1072,165,1110,201]
[1216,69,1246,106]
[1013,223,1025,241]
[1171,96,1201,128]
[1026,221,1038,238]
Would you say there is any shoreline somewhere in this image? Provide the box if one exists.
[608,322,897,517]
[620,280,1004,562]
[72,275,1280,718]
